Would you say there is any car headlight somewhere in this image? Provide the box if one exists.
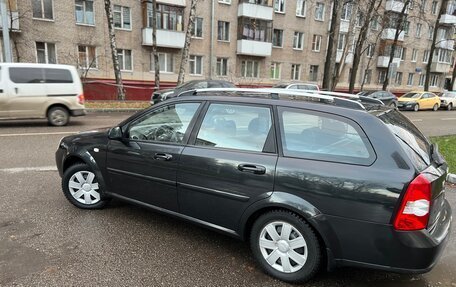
[58,137,68,149]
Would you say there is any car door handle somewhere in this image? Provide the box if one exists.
[14,87,18,94]
[0,89,3,93]
[154,153,172,161]
[238,164,266,175]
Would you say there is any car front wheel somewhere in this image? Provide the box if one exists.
[433,104,439,111]
[62,163,109,209]
[250,210,321,283]
[448,103,453,111]
[414,104,420,112]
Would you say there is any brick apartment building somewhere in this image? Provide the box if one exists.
[0,0,455,100]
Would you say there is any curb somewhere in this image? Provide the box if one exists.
[86,108,146,113]
[448,173,456,184]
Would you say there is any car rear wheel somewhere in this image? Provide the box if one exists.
[433,104,439,111]
[62,163,109,209]
[48,106,69,126]
[414,104,420,112]
[389,102,397,108]
[448,103,453,111]
[250,210,321,283]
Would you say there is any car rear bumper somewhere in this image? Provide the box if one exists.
[70,109,87,117]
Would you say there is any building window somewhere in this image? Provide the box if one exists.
[293,31,304,50]
[291,64,301,80]
[296,0,306,16]
[400,47,406,61]
[217,21,230,41]
[418,74,425,86]
[78,45,97,69]
[370,16,379,30]
[407,73,414,86]
[191,17,203,38]
[113,5,131,30]
[435,48,452,63]
[147,3,184,31]
[315,3,324,21]
[428,26,434,40]
[309,65,318,81]
[75,0,94,25]
[337,33,346,50]
[219,0,231,3]
[431,1,438,14]
[341,2,352,21]
[403,21,410,36]
[272,29,283,47]
[151,53,174,73]
[415,23,422,38]
[117,49,132,71]
[423,50,430,63]
[238,17,272,42]
[241,60,259,78]
[312,35,321,52]
[36,42,56,64]
[364,69,372,84]
[395,72,403,85]
[274,0,285,13]
[366,44,374,57]
[430,74,439,87]
[270,62,281,79]
[378,70,386,84]
[411,49,418,62]
[189,55,203,75]
[216,58,228,76]
[32,0,53,20]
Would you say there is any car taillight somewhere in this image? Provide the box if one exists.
[78,94,85,105]
[393,174,431,231]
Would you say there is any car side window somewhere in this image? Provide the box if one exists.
[193,82,208,89]
[195,103,272,152]
[279,107,375,165]
[9,67,44,83]
[128,103,200,143]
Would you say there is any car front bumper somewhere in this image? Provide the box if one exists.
[397,103,417,110]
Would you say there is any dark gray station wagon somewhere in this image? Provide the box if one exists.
[56,89,452,283]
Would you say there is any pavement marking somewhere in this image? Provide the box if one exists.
[0,131,77,137]
[441,118,456,121]
[411,119,423,122]
[0,166,58,173]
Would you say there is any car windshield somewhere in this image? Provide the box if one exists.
[440,92,456,98]
[273,84,288,88]
[402,92,421,99]
[175,81,199,90]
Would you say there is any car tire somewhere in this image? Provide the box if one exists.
[448,103,453,111]
[389,102,397,108]
[250,210,321,283]
[433,104,439,111]
[414,104,420,112]
[62,163,109,209]
[48,106,70,126]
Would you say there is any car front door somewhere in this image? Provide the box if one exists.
[0,66,7,118]
[106,102,202,211]
[177,102,278,233]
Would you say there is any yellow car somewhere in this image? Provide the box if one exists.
[397,91,440,112]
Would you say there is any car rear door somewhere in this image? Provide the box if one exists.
[0,66,7,118]
[177,102,278,233]
[106,102,202,211]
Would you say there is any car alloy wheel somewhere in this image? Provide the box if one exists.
[259,221,308,273]
[414,104,419,112]
[68,171,100,205]
[433,104,439,111]
[448,103,453,111]
[48,107,69,126]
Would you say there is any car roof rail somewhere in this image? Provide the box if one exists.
[296,89,385,106]
[177,88,366,110]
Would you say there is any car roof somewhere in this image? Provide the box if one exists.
[0,63,76,70]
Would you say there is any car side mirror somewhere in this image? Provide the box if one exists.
[108,126,123,140]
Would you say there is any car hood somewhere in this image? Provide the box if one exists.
[439,96,454,101]
[63,127,110,143]
[398,97,419,102]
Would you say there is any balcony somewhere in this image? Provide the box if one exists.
[431,62,451,73]
[381,28,405,41]
[0,11,19,31]
[157,0,186,6]
[336,50,353,64]
[340,21,349,33]
[142,28,185,48]
[440,13,456,25]
[436,39,455,50]
[377,56,401,68]
[385,0,408,13]
[238,2,273,21]
[237,39,272,57]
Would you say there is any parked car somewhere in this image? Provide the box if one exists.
[273,82,320,91]
[397,91,440,111]
[438,91,456,111]
[356,90,397,107]
[56,88,451,283]
[150,80,236,104]
[0,63,86,126]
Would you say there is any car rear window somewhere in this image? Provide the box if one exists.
[9,67,73,84]
[44,68,73,83]
[377,109,430,171]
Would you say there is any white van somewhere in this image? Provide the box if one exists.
[0,63,86,126]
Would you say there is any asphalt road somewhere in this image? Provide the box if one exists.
[402,109,456,137]
[0,111,455,287]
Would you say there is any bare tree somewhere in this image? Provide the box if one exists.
[424,0,448,90]
[150,0,160,90]
[348,0,384,93]
[104,0,126,100]
[451,62,456,91]
[322,0,343,91]
[177,0,199,85]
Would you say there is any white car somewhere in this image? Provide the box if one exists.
[439,91,456,111]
